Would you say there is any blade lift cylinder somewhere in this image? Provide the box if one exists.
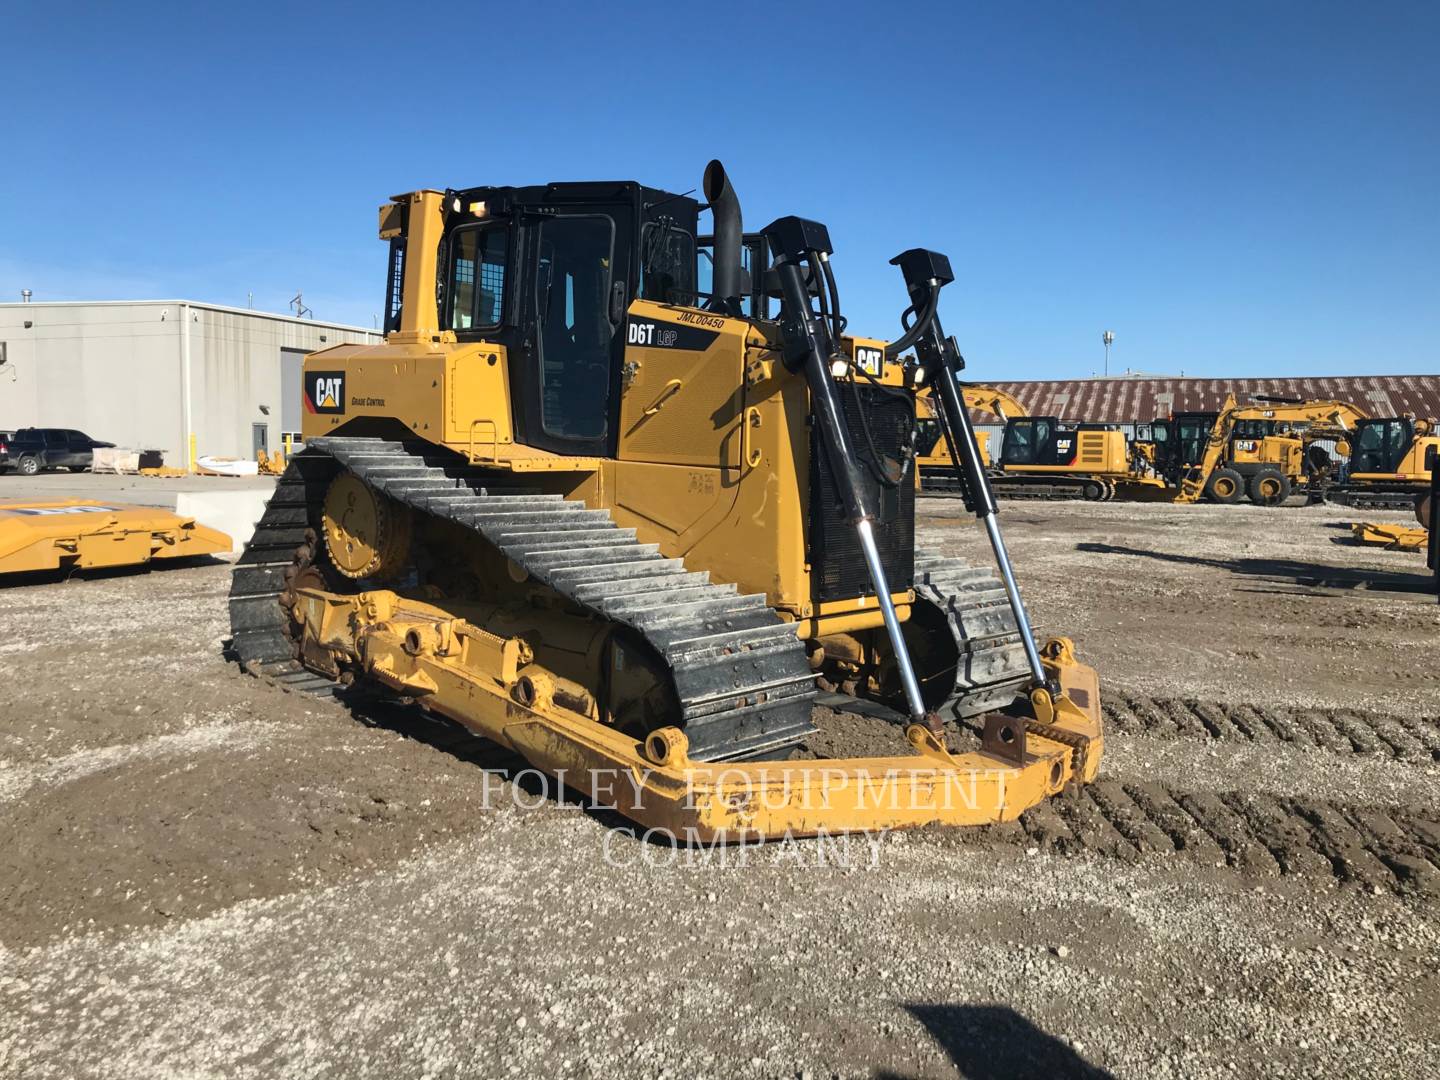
[761,216,932,725]
[888,248,1053,695]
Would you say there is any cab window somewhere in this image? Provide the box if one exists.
[1003,419,1051,464]
[639,223,695,305]
[697,237,768,318]
[447,226,508,331]
[914,418,943,456]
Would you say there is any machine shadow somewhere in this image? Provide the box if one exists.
[875,1003,1115,1080]
[337,690,648,835]
[1075,541,1428,593]
[335,690,709,843]
[0,553,229,590]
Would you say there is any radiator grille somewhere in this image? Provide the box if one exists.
[809,385,915,603]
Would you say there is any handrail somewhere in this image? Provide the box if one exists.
[467,419,500,464]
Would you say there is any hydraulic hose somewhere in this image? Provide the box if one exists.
[760,215,933,723]
[882,285,940,359]
[819,253,844,344]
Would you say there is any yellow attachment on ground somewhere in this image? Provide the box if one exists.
[291,585,1104,840]
[0,499,231,576]
[1349,522,1428,551]
[257,449,287,476]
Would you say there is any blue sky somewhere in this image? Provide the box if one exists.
[1,1,1435,379]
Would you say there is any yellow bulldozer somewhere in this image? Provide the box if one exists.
[228,163,1102,840]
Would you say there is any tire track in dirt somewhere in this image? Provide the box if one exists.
[1012,780,1440,896]
[290,686,1440,897]
[1105,692,1440,764]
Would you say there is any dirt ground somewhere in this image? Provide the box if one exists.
[0,496,1436,1079]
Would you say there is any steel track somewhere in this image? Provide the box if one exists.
[229,438,1032,760]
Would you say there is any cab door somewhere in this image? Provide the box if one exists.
[522,204,634,458]
[1351,418,1413,475]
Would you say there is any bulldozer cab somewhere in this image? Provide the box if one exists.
[423,181,702,460]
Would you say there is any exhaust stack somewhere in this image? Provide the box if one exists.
[703,160,743,316]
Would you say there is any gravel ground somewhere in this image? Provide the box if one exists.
[0,497,1436,1079]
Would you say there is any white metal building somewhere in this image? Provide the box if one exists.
[0,301,381,466]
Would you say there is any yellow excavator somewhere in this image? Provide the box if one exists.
[989,417,1168,501]
[918,389,1167,501]
[915,384,1022,477]
[1335,416,1439,511]
[1175,396,1368,505]
[1349,444,1437,552]
[228,163,1102,840]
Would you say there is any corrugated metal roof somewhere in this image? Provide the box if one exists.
[968,375,1440,424]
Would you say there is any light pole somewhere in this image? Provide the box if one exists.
[1102,330,1115,377]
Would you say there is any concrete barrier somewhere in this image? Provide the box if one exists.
[176,488,274,553]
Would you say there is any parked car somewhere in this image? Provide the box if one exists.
[2,428,115,475]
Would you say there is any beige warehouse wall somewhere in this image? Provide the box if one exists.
[0,302,378,465]
[188,309,375,459]
[0,304,184,458]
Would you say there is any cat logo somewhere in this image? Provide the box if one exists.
[304,371,347,414]
[854,345,883,376]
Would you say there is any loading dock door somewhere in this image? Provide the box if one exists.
[252,423,269,457]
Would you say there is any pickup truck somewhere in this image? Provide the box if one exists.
[1,428,115,475]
